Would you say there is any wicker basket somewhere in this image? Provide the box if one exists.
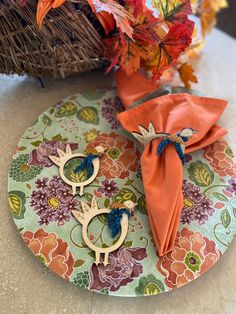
[0,0,105,78]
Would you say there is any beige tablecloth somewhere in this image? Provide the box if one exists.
[0,28,236,314]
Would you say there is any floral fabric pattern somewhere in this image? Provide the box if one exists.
[102,96,124,129]
[9,154,43,182]
[8,89,236,297]
[157,228,222,289]
[97,179,119,197]
[22,229,74,280]
[89,247,147,292]
[30,176,79,226]
[203,139,236,178]
[29,141,78,167]
[86,132,140,179]
[181,180,214,225]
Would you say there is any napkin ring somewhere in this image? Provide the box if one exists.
[72,198,136,266]
[132,123,198,165]
[49,144,105,196]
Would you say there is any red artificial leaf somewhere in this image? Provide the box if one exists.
[148,22,194,80]
[91,0,134,38]
[87,0,115,35]
[104,31,125,73]
[133,11,163,45]
[104,28,147,75]
[178,62,198,88]
[153,0,192,24]
[119,40,148,76]
[37,0,66,27]
[125,0,147,17]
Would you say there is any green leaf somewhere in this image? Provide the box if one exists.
[84,193,93,203]
[52,133,63,141]
[55,102,77,118]
[221,209,231,228]
[26,183,32,190]
[233,207,236,218]
[74,259,85,267]
[187,161,214,187]
[31,140,42,147]
[42,114,52,126]
[114,188,137,203]
[213,192,228,202]
[80,90,106,100]
[8,191,26,219]
[123,240,133,248]
[18,227,24,232]
[112,238,119,245]
[98,213,108,225]
[77,107,99,125]
[102,243,109,248]
[49,108,55,114]
[125,179,134,186]
[104,198,110,208]
[18,146,27,151]
[88,251,95,259]
[137,195,147,215]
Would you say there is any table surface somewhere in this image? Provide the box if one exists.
[0,28,236,314]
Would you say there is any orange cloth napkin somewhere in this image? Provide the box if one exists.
[116,69,228,256]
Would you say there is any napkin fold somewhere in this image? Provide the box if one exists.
[116,69,228,256]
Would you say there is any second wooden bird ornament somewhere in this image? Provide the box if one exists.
[49,144,105,196]
[72,197,136,265]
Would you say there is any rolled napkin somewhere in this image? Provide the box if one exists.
[116,69,228,256]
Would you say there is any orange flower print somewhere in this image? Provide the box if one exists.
[86,132,140,179]
[157,228,221,289]
[22,229,74,280]
[203,139,236,178]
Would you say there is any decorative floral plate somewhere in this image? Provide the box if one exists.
[8,89,236,296]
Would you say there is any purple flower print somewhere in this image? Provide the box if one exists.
[97,179,119,197]
[30,176,79,227]
[29,141,78,167]
[102,97,124,130]
[193,208,209,225]
[54,208,71,226]
[180,207,195,224]
[226,178,236,195]
[35,178,48,189]
[31,190,47,204]
[180,180,214,225]
[61,198,79,211]
[89,247,147,292]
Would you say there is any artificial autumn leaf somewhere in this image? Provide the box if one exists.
[178,62,198,88]
[103,31,125,73]
[119,39,148,75]
[153,0,192,24]
[133,10,164,45]
[147,22,194,81]
[37,0,65,28]
[208,0,228,12]
[200,0,228,37]
[125,0,147,18]
[90,0,134,38]
[86,0,115,35]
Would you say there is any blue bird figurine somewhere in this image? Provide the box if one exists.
[73,146,105,177]
[73,154,99,177]
[108,201,137,237]
[157,128,198,165]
